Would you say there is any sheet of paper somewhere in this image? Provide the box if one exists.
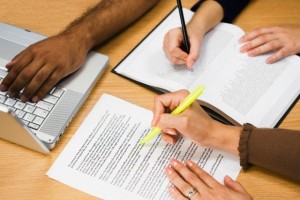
[47,94,241,200]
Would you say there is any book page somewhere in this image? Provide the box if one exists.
[115,8,300,128]
[115,8,244,92]
[47,94,241,200]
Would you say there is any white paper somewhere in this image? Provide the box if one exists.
[47,94,241,200]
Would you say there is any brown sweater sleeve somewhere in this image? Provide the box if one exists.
[239,123,300,182]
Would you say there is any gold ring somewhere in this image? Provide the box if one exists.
[185,187,198,199]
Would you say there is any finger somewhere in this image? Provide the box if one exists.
[240,33,278,53]
[186,38,201,69]
[163,30,188,65]
[5,59,45,98]
[224,175,250,194]
[152,90,189,126]
[239,27,273,43]
[246,39,281,57]
[5,48,28,70]
[1,51,34,92]
[168,185,188,200]
[162,132,176,145]
[266,47,292,64]
[170,159,208,192]
[186,160,219,189]
[171,56,187,66]
[161,128,178,144]
[21,63,59,102]
[31,69,62,102]
[165,166,201,199]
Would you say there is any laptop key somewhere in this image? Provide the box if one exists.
[43,94,59,104]
[28,123,39,130]
[33,107,49,118]
[36,100,53,111]
[23,113,35,122]
[33,116,44,125]
[4,98,16,107]
[0,95,6,103]
[24,104,35,113]
[14,101,26,110]
[15,109,26,119]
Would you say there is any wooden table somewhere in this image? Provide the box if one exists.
[0,0,299,199]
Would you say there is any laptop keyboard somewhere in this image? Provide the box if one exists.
[0,75,64,131]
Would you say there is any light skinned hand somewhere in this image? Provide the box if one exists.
[165,159,252,200]
[0,33,88,102]
[151,90,241,155]
[163,27,203,69]
[239,25,300,64]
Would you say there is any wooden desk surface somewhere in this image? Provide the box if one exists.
[0,0,299,199]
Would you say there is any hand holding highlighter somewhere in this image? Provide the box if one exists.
[139,85,205,144]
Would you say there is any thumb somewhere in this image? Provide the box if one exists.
[224,175,248,193]
[186,38,200,69]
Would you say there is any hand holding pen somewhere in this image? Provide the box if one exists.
[163,0,201,69]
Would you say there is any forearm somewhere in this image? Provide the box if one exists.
[187,0,223,37]
[191,0,250,23]
[61,0,159,53]
[239,124,300,182]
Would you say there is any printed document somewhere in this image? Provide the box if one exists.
[47,94,241,200]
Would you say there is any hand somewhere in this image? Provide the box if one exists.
[152,90,214,145]
[239,25,300,64]
[163,27,203,69]
[165,159,252,200]
[152,90,241,155]
[0,33,88,102]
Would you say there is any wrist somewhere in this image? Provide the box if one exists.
[60,27,94,54]
[209,122,242,156]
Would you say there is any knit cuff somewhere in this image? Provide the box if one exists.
[238,123,254,170]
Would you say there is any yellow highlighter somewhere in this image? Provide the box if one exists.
[139,85,206,145]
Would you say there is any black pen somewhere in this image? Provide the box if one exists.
[177,0,190,53]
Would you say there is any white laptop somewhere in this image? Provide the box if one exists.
[0,23,109,154]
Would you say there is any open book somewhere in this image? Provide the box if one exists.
[113,7,300,127]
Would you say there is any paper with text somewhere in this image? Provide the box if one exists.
[47,94,241,200]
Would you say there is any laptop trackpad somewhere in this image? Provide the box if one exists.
[0,37,25,62]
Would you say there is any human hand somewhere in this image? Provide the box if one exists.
[0,33,88,102]
[239,25,300,64]
[152,90,241,155]
[152,90,216,145]
[163,27,203,69]
[165,159,252,200]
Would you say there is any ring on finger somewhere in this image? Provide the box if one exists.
[185,187,198,199]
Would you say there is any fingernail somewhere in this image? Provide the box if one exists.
[186,160,193,167]
[170,159,179,167]
[166,130,177,136]
[165,167,173,175]
[8,91,16,98]
[238,37,244,43]
[240,45,246,52]
[0,84,7,91]
[247,50,255,57]
[168,185,176,192]
[225,175,233,182]
[189,60,195,69]
[31,96,39,103]
[20,95,28,102]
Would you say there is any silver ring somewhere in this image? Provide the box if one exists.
[185,187,198,199]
